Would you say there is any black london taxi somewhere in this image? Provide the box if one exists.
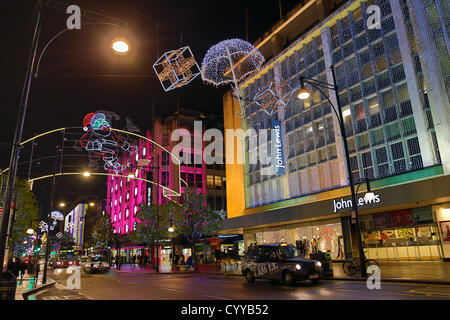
[241,243,324,285]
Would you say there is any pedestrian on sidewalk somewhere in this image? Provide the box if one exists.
[6,258,16,275]
[11,257,20,277]
[186,255,194,271]
[19,258,27,279]
[215,249,222,270]
[115,256,121,270]
[34,261,40,286]
[27,259,35,277]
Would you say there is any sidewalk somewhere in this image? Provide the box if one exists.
[111,261,450,284]
[14,272,47,300]
[331,261,450,284]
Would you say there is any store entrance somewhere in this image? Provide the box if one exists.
[161,247,172,271]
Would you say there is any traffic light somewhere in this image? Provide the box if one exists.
[34,247,41,253]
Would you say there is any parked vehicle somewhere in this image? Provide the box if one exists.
[241,244,324,285]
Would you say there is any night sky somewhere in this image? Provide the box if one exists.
[1,0,302,215]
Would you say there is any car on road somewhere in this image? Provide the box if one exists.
[50,253,80,269]
[80,256,110,274]
[241,243,324,285]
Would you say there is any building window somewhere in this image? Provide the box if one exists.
[142,147,146,157]
[135,153,139,162]
[134,187,138,197]
[214,176,222,189]
[125,224,129,233]
[126,209,129,218]
[134,205,138,214]
[126,192,129,200]
[207,175,214,188]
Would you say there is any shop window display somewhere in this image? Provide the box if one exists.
[361,206,442,260]
[248,223,344,260]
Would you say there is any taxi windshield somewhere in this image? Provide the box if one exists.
[276,244,300,259]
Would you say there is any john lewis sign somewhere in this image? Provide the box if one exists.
[333,194,381,213]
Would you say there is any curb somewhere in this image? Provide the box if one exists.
[22,279,56,300]
[324,277,450,286]
[110,270,193,275]
[197,272,242,277]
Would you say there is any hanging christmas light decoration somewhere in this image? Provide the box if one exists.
[201,39,265,118]
[39,221,48,232]
[79,112,137,174]
[253,77,294,116]
[153,46,201,92]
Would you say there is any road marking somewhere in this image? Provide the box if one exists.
[161,287,185,293]
[203,294,232,300]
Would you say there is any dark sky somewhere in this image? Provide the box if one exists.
[1,0,301,214]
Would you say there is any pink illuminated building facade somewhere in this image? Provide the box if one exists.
[105,110,215,265]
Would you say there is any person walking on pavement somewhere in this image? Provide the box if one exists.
[215,249,222,270]
[18,258,27,278]
[115,255,121,270]
[27,259,35,277]
[186,255,194,271]
[11,257,20,277]
[34,261,41,287]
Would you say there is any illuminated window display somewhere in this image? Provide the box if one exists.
[244,220,344,259]
[360,206,442,260]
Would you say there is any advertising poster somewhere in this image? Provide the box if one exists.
[373,212,393,229]
[391,209,414,227]
[440,221,450,242]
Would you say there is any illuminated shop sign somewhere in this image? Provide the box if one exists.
[271,120,285,175]
[333,194,381,213]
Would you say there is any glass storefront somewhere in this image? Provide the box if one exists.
[360,206,443,261]
[243,218,344,259]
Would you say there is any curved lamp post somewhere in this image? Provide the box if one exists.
[296,66,367,277]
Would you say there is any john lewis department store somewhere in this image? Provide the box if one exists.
[221,0,450,261]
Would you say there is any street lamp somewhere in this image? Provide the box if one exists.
[83,171,91,177]
[89,202,95,207]
[297,66,367,277]
[59,202,66,208]
[296,79,311,100]
[26,228,34,235]
[111,37,130,55]
[168,226,175,233]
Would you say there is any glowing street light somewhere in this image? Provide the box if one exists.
[26,229,34,235]
[111,37,130,55]
[83,171,91,177]
[296,79,311,100]
[59,202,66,207]
[89,202,95,207]
[168,226,175,233]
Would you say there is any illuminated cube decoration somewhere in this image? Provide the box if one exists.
[64,203,87,248]
[253,81,294,116]
[153,46,200,92]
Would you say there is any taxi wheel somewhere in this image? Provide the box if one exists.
[245,270,255,283]
[284,272,296,286]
